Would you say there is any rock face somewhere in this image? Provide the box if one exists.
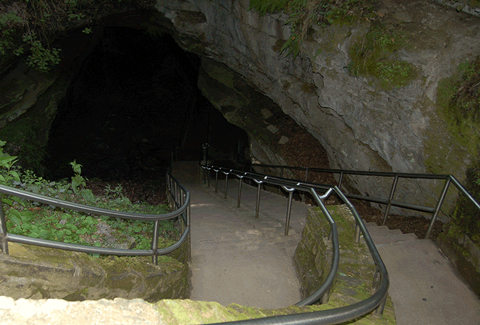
[0,243,189,302]
[0,1,479,213]
[154,0,480,214]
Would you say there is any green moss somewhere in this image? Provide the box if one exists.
[293,205,395,324]
[348,23,417,90]
[250,0,373,57]
[433,57,480,245]
[437,57,480,157]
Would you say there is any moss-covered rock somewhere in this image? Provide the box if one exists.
[0,242,189,302]
[294,205,396,324]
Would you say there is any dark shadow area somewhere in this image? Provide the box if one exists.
[44,27,249,182]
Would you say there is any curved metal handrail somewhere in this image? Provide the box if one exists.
[202,164,389,324]
[224,162,480,239]
[0,171,190,265]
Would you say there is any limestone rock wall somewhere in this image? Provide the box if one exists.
[155,0,480,215]
[0,243,189,302]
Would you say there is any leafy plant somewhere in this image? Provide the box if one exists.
[23,32,61,73]
[0,0,156,73]
[0,141,177,253]
[70,160,93,202]
[0,140,20,186]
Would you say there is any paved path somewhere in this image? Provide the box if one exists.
[173,161,310,309]
[173,161,480,322]
[366,223,480,325]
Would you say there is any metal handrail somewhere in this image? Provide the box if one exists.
[0,171,190,265]
[236,163,480,239]
[202,164,389,324]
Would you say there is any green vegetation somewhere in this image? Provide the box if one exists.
[435,57,480,245]
[250,0,416,89]
[348,23,417,89]
[0,141,177,252]
[437,57,480,156]
[249,0,373,57]
[0,0,155,73]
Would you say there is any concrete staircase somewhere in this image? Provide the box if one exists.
[180,164,310,309]
[365,222,418,246]
[364,221,480,325]
[175,162,480,323]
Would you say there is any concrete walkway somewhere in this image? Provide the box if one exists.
[173,161,310,309]
[366,223,480,325]
[174,161,480,323]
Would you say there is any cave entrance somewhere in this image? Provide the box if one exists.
[44,26,249,182]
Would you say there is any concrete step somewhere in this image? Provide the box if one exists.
[372,232,418,247]
[365,222,402,235]
[364,221,418,246]
[377,239,480,325]
[183,163,311,309]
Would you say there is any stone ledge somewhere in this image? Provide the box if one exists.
[0,295,395,325]
[0,242,189,302]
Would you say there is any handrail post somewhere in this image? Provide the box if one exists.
[0,198,9,255]
[237,176,244,208]
[278,167,285,195]
[283,187,295,236]
[202,143,209,184]
[320,290,330,304]
[338,171,344,189]
[382,175,399,225]
[355,221,361,243]
[174,181,178,207]
[302,167,309,202]
[207,167,211,187]
[214,169,219,193]
[426,178,451,239]
[187,198,191,262]
[152,220,159,265]
[374,297,387,317]
[224,170,231,199]
[254,179,263,218]
[177,184,181,208]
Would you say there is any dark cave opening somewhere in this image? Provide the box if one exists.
[44,27,249,182]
